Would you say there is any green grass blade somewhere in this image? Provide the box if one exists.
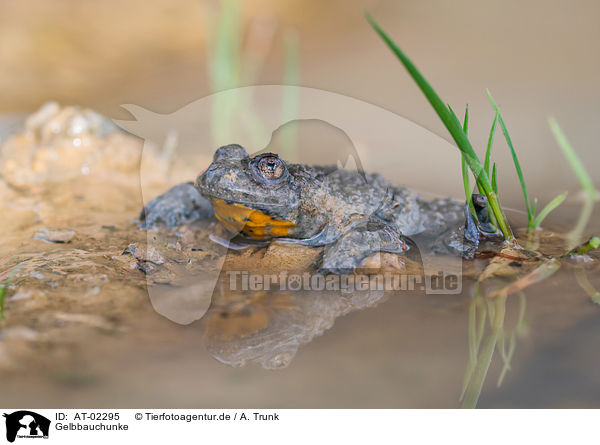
[565,236,600,256]
[460,296,479,400]
[497,333,516,387]
[584,236,600,252]
[459,104,487,207]
[481,124,498,229]
[212,0,241,90]
[447,104,467,138]
[531,192,568,229]
[0,262,25,319]
[0,285,6,319]
[489,163,501,230]
[491,163,498,195]
[366,15,486,182]
[484,112,498,175]
[574,268,600,304]
[461,295,507,409]
[210,0,243,144]
[458,105,476,216]
[548,117,598,201]
[550,119,598,247]
[367,14,513,240]
[487,90,533,225]
[460,293,488,401]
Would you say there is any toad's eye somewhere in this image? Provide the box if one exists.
[258,156,284,179]
[251,154,288,184]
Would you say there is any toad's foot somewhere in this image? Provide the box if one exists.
[317,218,409,274]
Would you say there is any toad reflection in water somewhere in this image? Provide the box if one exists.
[201,287,386,369]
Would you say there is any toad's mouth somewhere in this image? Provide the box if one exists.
[199,189,289,210]
[211,198,295,239]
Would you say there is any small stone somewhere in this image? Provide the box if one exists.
[9,289,32,301]
[124,243,165,264]
[0,326,39,341]
[33,227,75,243]
[53,312,120,332]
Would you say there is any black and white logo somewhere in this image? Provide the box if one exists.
[3,411,50,442]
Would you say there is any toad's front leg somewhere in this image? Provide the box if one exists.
[318,218,409,274]
[140,182,214,229]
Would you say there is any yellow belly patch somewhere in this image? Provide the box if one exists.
[211,198,294,239]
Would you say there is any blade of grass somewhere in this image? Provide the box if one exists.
[461,294,507,409]
[531,192,568,229]
[460,105,476,217]
[487,90,533,227]
[460,294,487,401]
[366,14,513,240]
[460,296,479,400]
[448,104,468,137]
[569,198,595,249]
[444,102,492,199]
[574,268,600,304]
[484,113,498,176]
[498,291,526,386]
[564,236,600,256]
[211,0,241,90]
[461,157,476,215]
[497,333,516,386]
[486,163,501,230]
[548,118,598,247]
[210,0,243,145]
[478,112,500,228]
[491,163,498,195]
[366,15,483,181]
[548,118,598,201]
[0,262,25,319]
[0,284,6,319]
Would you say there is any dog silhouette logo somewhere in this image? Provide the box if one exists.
[3,411,50,442]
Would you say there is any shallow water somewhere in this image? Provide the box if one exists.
[0,106,599,408]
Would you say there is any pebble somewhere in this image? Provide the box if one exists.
[33,227,75,243]
[0,326,39,341]
[124,243,165,265]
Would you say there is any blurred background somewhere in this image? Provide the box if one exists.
[1,0,599,208]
